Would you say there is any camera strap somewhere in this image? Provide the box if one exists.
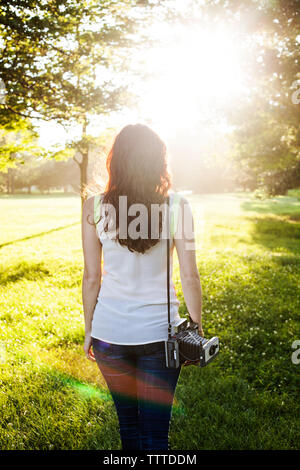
[166,193,182,339]
[166,195,171,339]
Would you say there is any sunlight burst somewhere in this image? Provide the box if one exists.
[136,25,245,135]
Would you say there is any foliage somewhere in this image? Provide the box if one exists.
[0,1,140,122]
[261,160,300,196]
[0,119,39,172]
[0,0,164,189]
[225,0,300,194]
[177,0,300,195]
[0,126,114,194]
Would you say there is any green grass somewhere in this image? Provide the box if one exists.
[0,191,299,450]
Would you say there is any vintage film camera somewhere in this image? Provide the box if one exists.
[165,318,219,369]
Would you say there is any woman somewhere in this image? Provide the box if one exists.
[81,123,203,450]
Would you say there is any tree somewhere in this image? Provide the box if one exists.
[0,0,167,205]
[12,153,42,194]
[169,0,300,194]
[0,118,39,173]
[0,126,117,194]
[202,0,300,194]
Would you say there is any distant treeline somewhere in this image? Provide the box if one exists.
[1,145,300,195]
[0,153,258,195]
[0,157,81,195]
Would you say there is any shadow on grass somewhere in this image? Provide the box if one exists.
[0,260,51,285]
[241,197,300,217]
[0,222,80,249]
[0,362,118,450]
[246,216,300,255]
[172,365,300,450]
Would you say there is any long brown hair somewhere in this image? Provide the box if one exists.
[91,123,172,254]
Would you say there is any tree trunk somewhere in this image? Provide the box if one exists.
[10,170,15,194]
[6,172,10,194]
[6,169,12,194]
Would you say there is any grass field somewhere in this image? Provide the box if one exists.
[0,191,299,450]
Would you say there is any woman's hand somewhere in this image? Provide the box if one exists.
[84,332,96,361]
[198,326,204,337]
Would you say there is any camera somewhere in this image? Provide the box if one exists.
[165,318,219,368]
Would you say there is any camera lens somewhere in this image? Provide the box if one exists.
[209,345,217,356]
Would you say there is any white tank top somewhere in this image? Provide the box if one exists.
[91,192,182,345]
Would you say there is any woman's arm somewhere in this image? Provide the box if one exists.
[174,196,203,336]
[81,196,102,360]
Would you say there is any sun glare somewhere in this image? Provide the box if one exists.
[37,22,246,151]
[135,25,245,136]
